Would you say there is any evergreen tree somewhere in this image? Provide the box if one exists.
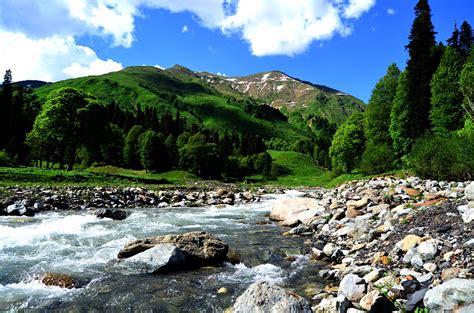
[447,23,460,51]
[430,46,465,135]
[364,63,401,145]
[459,21,473,58]
[0,70,13,148]
[123,125,144,169]
[404,0,437,142]
[329,112,365,174]
[390,71,411,155]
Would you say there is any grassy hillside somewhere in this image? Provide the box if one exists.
[267,150,333,186]
[34,66,310,141]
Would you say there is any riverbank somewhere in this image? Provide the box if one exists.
[270,176,474,312]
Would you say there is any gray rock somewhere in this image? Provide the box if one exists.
[111,244,186,274]
[465,182,474,200]
[416,239,438,260]
[232,281,312,313]
[424,278,474,312]
[405,288,428,312]
[6,203,35,216]
[338,274,366,301]
[95,208,128,220]
[117,231,228,268]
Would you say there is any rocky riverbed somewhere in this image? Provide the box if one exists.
[1,177,473,312]
[265,177,474,312]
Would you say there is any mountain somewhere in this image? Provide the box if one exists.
[33,65,364,141]
[14,80,51,89]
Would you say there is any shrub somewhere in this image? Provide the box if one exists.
[409,134,474,181]
[0,150,12,167]
[359,143,397,175]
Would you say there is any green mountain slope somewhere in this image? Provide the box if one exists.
[34,66,311,140]
[197,70,366,125]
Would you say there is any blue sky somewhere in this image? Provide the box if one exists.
[0,1,472,102]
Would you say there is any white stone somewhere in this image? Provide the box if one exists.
[338,274,366,301]
[423,263,437,273]
[465,182,474,200]
[270,198,324,225]
[417,239,438,260]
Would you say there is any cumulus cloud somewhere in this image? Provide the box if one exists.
[344,0,376,18]
[0,0,377,80]
[387,8,396,15]
[0,31,122,82]
[182,25,189,33]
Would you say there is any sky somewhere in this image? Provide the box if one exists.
[0,0,472,103]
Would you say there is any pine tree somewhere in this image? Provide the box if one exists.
[447,23,460,51]
[139,130,161,172]
[0,70,13,148]
[430,46,465,135]
[390,71,411,155]
[459,21,473,58]
[364,63,401,145]
[404,0,437,143]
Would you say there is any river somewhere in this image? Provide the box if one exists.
[0,191,325,311]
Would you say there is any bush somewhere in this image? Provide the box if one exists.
[409,134,474,181]
[0,150,12,167]
[359,143,397,175]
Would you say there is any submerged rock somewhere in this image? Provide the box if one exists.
[110,244,186,274]
[117,231,228,268]
[95,208,128,220]
[232,281,312,313]
[41,273,76,289]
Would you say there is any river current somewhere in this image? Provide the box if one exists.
[0,191,325,311]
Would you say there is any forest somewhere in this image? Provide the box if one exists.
[0,0,472,183]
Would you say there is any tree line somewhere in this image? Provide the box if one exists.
[329,0,473,180]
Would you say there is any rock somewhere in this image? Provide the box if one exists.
[117,231,228,268]
[346,197,368,210]
[270,198,323,225]
[323,243,338,257]
[416,239,438,260]
[6,203,35,217]
[232,281,311,313]
[345,207,361,218]
[217,287,228,294]
[95,208,128,220]
[397,235,422,252]
[441,267,461,281]
[313,298,337,313]
[363,270,381,283]
[359,289,380,311]
[33,202,44,210]
[338,274,366,301]
[111,244,185,274]
[41,273,76,289]
[405,288,428,312]
[417,273,433,284]
[423,262,437,273]
[403,187,421,197]
[369,203,390,214]
[424,278,474,312]
[465,182,474,200]
[373,276,397,289]
[458,205,474,223]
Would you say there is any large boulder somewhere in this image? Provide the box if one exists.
[117,231,228,268]
[95,208,128,220]
[424,278,474,312]
[232,281,312,313]
[270,198,324,226]
[110,244,186,274]
[465,182,474,201]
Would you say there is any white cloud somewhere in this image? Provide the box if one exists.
[154,64,165,70]
[182,25,189,33]
[0,0,377,81]
[387,8,396,15]
[344,0,376,18]
[0,31,122,82]
[216,72,226,76]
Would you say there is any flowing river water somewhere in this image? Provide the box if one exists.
[0,191,325,312]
